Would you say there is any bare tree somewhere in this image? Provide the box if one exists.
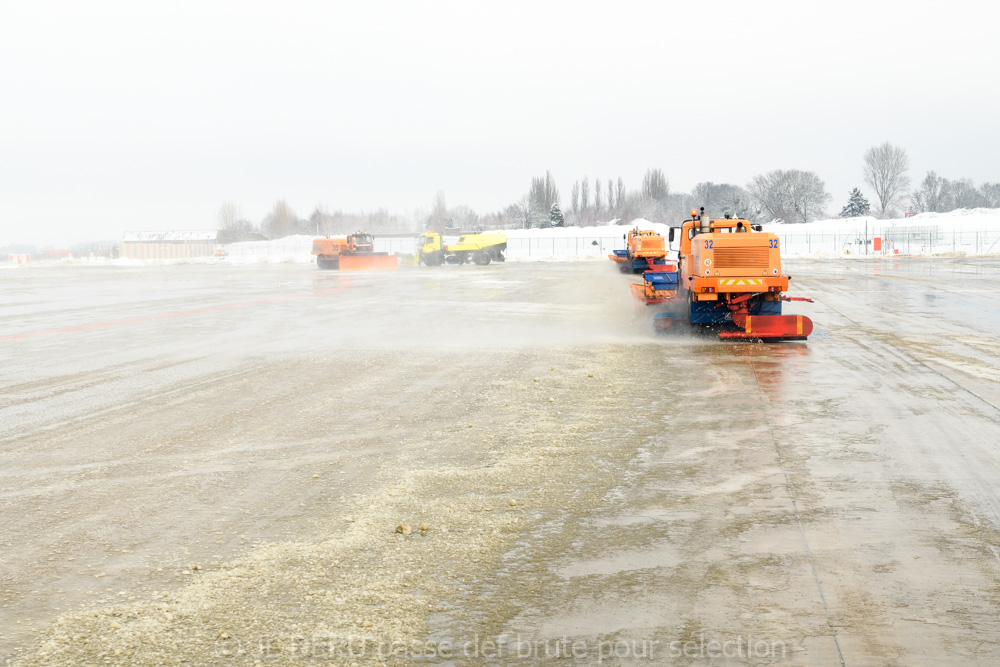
[529,177,545,213]
[747,172,793,222]
[543,170,559,210]
[506,195,542,229]
[863,142,911,217]
[427,191,448,231]
[216,201,260,240]
[594,178,603,213]
[790,171,832,222]
[981,182,1000,208]
[449,205,479,231]
[570,182,580,214]
[262,199,299,238]
[527,171,560,216]
[692,182,759,221]
[642,168,669,201]
[216,201,243,231]
[580,176,590,211]
[616,191,644,225]
[308,205,333,234]
[616,178,625,208]
[747,170,830,223]
[910,171,948,213]
[606,178,615,211]
[912,172,999,213]
[950,178,985,209]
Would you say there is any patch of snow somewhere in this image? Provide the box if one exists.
[770,208,1000,257]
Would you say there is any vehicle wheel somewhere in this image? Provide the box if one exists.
[429,251,444,266]
[472,250,491,265]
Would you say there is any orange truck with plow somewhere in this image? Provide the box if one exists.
[609,227,671,273]
[631,209,813,342]
[312,232,398,270]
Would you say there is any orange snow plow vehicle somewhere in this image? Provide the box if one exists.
[632,209,813,342]
[312,232,398,270]
[609,227,671,273]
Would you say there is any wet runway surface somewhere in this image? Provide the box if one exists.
[2,258,999,665]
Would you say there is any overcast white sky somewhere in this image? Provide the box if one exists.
[1,0,997,247]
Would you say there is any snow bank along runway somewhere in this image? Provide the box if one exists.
[2,259,1000,665]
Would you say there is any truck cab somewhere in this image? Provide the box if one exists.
[346,233,374,254]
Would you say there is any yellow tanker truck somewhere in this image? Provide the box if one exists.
[415,232,507,266]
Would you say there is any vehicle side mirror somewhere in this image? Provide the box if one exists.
[668,228,675,243]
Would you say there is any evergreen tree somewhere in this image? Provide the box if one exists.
[839,188,871,218]
[549,203,565,227]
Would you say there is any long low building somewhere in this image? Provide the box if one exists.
[119,231,218,259]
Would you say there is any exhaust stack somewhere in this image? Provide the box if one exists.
[699,207,711,234]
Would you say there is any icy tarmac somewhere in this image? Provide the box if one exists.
[2,258,1000,665]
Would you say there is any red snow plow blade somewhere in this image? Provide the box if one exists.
[339,253,398,271]
[720,314,813,342]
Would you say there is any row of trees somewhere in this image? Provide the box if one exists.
[509,170,779,226]
[844,142,1000,219]
[221,168,827,240]
[219,144,997,238]
[505,165,843,226]
[216,200,409,240]
[910,172,1000,213]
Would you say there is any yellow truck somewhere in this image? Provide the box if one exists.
[415,231,507,266]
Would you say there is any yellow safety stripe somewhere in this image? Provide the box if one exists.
[720,279,764,285]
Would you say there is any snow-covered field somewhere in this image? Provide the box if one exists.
[768,207,1000,258]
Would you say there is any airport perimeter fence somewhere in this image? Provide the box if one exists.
[375,235,627,259]
[503,236,625,259]
[221,235,629,260]
[777,226,1000,257]
[221,227,1000,261]
[224,238,314,258]
[502,228,1000,259]
[223,237,422,257]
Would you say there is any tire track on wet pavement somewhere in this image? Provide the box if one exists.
[746,354,847,667]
